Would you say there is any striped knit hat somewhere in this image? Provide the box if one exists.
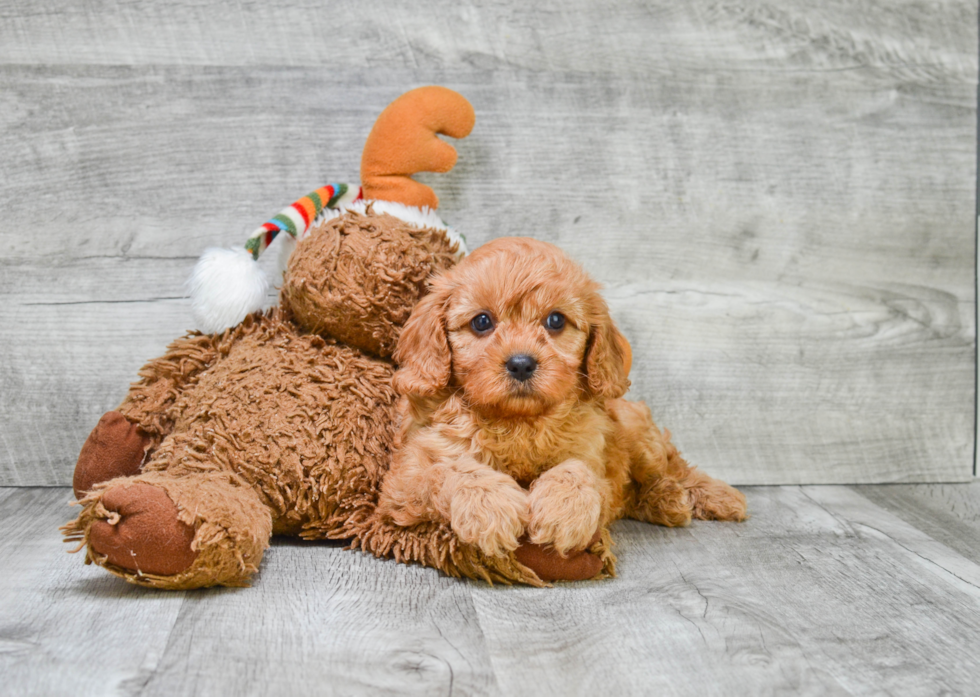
[188,182,468,334]
[188,183,358,334]
[188,86,475,334]
[245,183,362,260]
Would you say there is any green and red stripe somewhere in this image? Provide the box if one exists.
[245,183,362,260]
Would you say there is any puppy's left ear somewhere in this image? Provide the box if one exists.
[393,282,452,396]
[584,302,631,400]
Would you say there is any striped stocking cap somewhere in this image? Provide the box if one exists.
[244,183,363,260]
[188,182,465,335]
[190,86,475,335]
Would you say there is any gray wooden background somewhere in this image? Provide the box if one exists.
[0,0,975,486]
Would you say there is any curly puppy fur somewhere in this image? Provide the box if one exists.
[378,237,747,560]
[64,212,561,588]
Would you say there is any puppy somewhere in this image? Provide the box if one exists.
[378,237,747,561]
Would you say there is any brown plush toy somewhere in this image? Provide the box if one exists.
[63,87,612,589]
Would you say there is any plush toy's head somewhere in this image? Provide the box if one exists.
[281,205,461,357]
[189,86,475,353]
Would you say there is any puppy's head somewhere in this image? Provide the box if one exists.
[393,237,630,416]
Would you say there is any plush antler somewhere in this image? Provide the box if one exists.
[360,86,476,210]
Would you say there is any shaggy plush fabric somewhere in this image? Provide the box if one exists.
[64,210,615,589]
[283,209,461,358]
[63,307,571,588]
[65,473,270,590]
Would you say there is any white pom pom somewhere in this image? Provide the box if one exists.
[189,247,269,334]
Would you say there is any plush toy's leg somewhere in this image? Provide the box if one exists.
[614,400,747,526]
[514,530,605,582]
[116,332,221,443]
[87,482,198,575]
[73,412,150,499]
[346,511,615,586]
[63,470,273,589]
[73,332,222,501]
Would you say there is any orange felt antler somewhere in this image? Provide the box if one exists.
[360,86,475,210]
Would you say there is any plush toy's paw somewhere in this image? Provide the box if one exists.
[88,482,198,576]
[526,459,603,556]
[73,412,149,499]
[515,530,604,582]
[450,481,528,558]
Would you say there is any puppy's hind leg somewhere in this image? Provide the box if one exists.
[613,399,747,526]
[615,400,693,527]
[679,466,748,522]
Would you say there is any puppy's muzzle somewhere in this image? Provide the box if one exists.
[505,354,537,382]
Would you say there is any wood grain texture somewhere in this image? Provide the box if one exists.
[0,0,973,73]
[137,541,498,697]
[0,0,975,484]
[854,481,980,564]
[0,487,186,696]
[0,488,500,697]
[4,484,980,696]
[470,486,980,696]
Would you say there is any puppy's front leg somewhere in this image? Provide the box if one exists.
[527,459,605,556]
[437,458,529,557]
[379,433,528,557]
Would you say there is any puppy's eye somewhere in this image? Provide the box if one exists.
[545,311,566,331]
[470,312,495,335]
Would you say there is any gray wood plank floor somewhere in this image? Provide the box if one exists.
[3,483,979,696]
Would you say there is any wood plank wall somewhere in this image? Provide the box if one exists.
[0,1,975,485]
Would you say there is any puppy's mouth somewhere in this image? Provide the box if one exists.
[465,372,553,419]
[507,377,537,394]
[501,385,545,412]
[503,375,553,411]
[488,385,549,418]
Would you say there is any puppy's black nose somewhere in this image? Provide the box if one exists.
[505,354,537,382]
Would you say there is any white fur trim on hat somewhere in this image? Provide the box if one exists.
[338,199,468,256]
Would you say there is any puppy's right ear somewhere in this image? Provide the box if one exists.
[393,283,452,396]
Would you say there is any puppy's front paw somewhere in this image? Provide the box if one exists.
[449,481,528,558]
[527,461,603,556]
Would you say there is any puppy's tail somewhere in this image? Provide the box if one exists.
[360,86,475,210]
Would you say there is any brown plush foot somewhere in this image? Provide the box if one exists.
[73,412,150,499]
[514,530,603,582]
[89,483,198,576]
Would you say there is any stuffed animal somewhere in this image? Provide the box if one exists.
[62,87,611,589]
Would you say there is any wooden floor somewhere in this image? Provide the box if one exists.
[2,483,978,696]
